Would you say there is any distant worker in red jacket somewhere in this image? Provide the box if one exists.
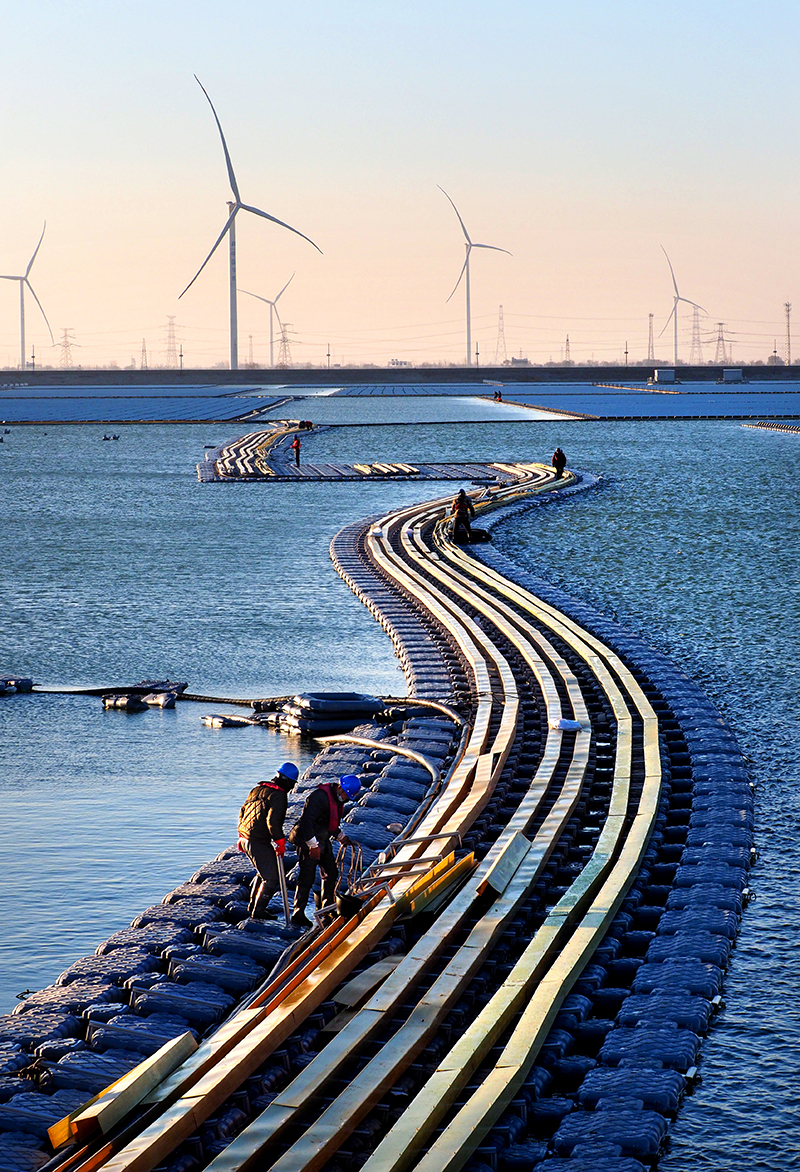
[290,774,360,928]
[290,435,301,467]
[237,762,299,919]
[552,447,567,479]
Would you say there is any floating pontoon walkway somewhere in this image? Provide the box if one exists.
[197,428,540,484]
[3,469,752,1172]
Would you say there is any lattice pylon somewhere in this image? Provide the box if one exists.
[690,306,703,364]
[277,323,293,368]
[494,305,507,365]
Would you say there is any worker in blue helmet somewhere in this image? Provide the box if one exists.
[289,773,361,928]
[237,762,300,919]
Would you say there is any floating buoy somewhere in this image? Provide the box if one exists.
[201,714,250,729]
[143,692,177,709]
[103,694,149,712]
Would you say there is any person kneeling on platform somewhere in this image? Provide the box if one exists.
[237,761,299,919]
[289,773,361,928]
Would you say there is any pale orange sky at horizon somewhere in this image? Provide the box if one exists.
[2,1,799,370]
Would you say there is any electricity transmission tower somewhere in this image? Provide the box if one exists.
[564,335,571,364]
[494,305,507,365]
[690,306,703,364]
[276,323,293,368]
[647,313,655,362]
[59,328,76,369]
[140,339,148,370]
[164,316,178,368]
[785,302,792,367]
[714,323,728,365]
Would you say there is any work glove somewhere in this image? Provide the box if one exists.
[338,833,353,848]
[307,839,321,860]
[274,838,286,857]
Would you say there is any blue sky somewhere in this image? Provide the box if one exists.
[2,1,799,367]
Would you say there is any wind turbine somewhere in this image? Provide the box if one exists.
[180,77,321,371]
[439,186,510,367]
[0,224,54,370]
[241,274,294,368]
[658,246,705,365]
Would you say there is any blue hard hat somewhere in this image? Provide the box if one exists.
[339,774,361,799]
[277,762,299,782]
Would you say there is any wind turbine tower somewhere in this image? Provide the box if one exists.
[647,313,655,362]
[180,77,321,371]
[0,224,54,370]
[439,187,510,367]
[658,247,705,365]
[241,274,294,368]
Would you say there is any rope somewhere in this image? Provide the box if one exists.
[334,840,364,896]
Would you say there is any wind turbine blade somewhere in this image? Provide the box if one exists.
[179,207,238,298]
[0,274,21,281]
[240,288,272,306]
[274,272,295,303]
[273,304,284,335]
[240,204,322,253]
[661,245,680,297]
[438,186,472,244]
[195,76,241,203]
[445,252,470,303]
[472,242,512,256]
[679,296,707,313]
[657,303,677,339]
[25,223,46,278]
[24,279,54,345]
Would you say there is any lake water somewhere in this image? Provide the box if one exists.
[1,400,798,1169]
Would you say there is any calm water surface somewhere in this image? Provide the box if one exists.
[1,403,798,1168]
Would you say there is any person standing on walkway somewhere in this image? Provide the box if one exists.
[451,488,476,542]
[237,762,300,919]
[290,774,360,928]
[552,447,567,479]
[290,434,301,467]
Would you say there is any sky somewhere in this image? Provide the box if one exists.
[2,0,800,370]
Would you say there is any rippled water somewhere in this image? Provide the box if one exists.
[1,406,798,1168]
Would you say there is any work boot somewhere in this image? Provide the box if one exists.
[291,912,312,929]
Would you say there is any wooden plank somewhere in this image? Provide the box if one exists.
[69,1033,198,1142]
[333,956,405,1007]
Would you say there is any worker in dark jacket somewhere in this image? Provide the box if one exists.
[552,447,567,479]
[451,488,476,542]
[290,773,361,928]
[238,761,299,919]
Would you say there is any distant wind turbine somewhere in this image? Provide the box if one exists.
[0,224,54,371]
[180,77,321,371]
[241,274,294,368]
[658,246,705,365]
[439,186,510,367]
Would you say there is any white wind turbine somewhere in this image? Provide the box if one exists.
[659,246,705,365]
[439,186,510,367]
[241,274,294,368]
[0,223,54,370]
[180,77,321,371]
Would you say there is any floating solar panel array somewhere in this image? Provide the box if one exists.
[0,384,292,424]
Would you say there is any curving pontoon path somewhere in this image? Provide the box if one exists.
[0,464,752,1172]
